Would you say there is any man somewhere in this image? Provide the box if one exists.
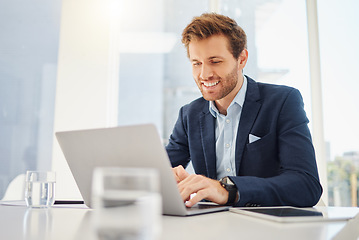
[166,13,322,208]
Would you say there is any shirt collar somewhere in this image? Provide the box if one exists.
[209,75,248,118]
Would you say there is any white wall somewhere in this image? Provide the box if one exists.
[52,0,119,199]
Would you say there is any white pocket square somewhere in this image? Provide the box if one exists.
[249,134,261,144]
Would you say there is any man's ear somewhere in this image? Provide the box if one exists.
[238,49,248,66]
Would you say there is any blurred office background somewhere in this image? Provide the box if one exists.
[0,0,358,206]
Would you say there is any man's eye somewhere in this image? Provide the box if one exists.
[193,62,201,66]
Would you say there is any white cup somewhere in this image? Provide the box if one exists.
[91,167,162,240]
[24,171,56,208]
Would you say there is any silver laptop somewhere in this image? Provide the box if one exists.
[55,124,229,216]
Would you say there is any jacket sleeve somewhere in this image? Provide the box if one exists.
[165,106,191,168]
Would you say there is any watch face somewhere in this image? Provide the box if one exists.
[221,176,234,186]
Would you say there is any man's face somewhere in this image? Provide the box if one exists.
[188,34,246,103]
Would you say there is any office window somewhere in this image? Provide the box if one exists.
[318,0,359,206]
[0,0,61,198]
[115,0,208,138]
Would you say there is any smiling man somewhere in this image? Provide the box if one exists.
[166,13,322,207]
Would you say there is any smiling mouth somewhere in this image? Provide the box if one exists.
[203,81,219,87]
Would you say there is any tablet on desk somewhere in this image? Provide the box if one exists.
[229,206,356,223]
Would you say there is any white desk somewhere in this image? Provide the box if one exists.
[0,204,358,240]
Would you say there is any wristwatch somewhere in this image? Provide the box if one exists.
[219,176,238,205]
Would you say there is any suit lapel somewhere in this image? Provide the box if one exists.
[199,104,217,179]
[235,77,261,174]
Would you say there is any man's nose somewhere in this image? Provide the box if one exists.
[200,64,214,80]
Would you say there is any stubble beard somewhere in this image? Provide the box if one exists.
[197,66,239,102]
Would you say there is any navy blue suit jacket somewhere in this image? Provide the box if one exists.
[166,76,322,207]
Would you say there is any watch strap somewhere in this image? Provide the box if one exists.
[226,187,237,205]
[220,177,238,205]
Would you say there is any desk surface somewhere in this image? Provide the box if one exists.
[0,203,358,240]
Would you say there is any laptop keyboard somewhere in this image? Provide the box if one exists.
[187,203,225,210]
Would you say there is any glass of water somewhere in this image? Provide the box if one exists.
[24,171,56,208]
[91,167,162,240]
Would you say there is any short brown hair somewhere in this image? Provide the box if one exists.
[182,13,247,59]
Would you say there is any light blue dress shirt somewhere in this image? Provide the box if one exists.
[209,76,247,180]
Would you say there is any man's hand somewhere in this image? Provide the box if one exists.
[172,166,229,207]
[172,165,190,183]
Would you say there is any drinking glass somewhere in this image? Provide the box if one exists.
[24,171,56,208]
[91,167,162,240]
